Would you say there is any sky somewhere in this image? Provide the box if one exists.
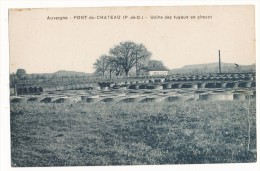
[9,6,255,74]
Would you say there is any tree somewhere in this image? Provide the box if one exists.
[109,41,151,76]
[108,56,124,78]
[136,57,149,76]
[93,55,110,78]
[15,69,27,80]
[10,73,16,88]
[147,60,165,68]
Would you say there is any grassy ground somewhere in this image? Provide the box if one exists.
[10,100,256,166]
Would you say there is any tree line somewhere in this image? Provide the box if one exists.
[93,41,166,78]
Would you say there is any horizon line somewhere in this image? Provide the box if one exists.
[10,61,256,75]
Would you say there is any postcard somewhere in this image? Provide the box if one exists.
[8,6,256,167]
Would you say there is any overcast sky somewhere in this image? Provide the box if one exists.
[9,6,255,74]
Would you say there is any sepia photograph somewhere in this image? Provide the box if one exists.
[7,5,257,167]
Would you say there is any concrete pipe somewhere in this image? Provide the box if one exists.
[128,84,138,90]
[244,76,253,81]
[146,85,163,90]
[226,82,239,89]
[100,96,123,103]
[98,82,106,88]
[172,83,180,89]
[177,83,184,88]
[107,83,114,88]
[216,82,222,88]
[164,95,193,102]
[216,82,227,88]
[27,96,45,102]
[140,96,165,103]
[181,83,198,89]
[205,82,216,88]
[251,81,256,87]
[92,86,101,90]
[232,82,239,89]
[198,83,206,89]
[81,95,101,103]
[53,97,71,103]
[125,81,131,85]
[223,77,231,81]
[201,77,208,81]
[38,87,43,92]
[33,87,39,93]
[11,97,28,103]
[185,78,191,81]
[238,81,252,88]
[57,85,65,91]
[115,82,123,86]
[154,79,159,83]
[102,86,109,91]
[233,93,246,100]
[54,96,81,103]
[159,78,165,82]
[40,96,61,103]
[246,94,256,100]
[193,92,207,101]
[162,83,172,89]
[138,84,147,89]
[118,96,143,103]
[113,86,127,90]
[199,93,233,101]
[220,82,227,88]
[212,89,226,94]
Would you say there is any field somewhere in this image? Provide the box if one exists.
[11,100,256,166]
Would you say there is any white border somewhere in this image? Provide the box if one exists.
[1,1,259,171]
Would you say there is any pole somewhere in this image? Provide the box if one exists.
[219,50,221,74]
[136,52,138,77]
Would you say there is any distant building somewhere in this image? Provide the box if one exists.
[144,67,169,76]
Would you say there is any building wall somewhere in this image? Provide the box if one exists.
[148,71,168,76]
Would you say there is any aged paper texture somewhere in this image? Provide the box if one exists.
[9,6,256,167]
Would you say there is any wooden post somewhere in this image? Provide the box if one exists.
[219,50,221,74]
[136,52,138,77]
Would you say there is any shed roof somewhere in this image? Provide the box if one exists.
[143,66,170,71]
